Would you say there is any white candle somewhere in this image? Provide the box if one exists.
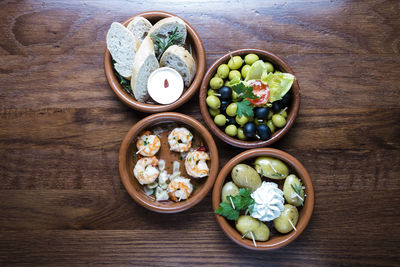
[147,67,184,105]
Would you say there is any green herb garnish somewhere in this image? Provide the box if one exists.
[291,183,304,206]
[233,82,259,100]
[112,60,133,95]
[216,188,255,221]
[152,27,183,60]
[236,100,254,118]
[232,82,259,118]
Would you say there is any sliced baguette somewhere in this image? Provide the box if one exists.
[160,45,196,87]
[126,16,152,42]
[131,36,159,102]
[148,16,187,49]
[106,22,140,79]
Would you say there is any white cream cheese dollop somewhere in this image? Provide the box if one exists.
[250,181,284,222]
[147,67,184,104]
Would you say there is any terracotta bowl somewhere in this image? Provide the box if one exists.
[120,112,219,213]
[199,49,300,148]
[212,148,314,250]
[104,11,206,113]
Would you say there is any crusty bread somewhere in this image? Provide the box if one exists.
[160,45,196,87]
[106,22,140,79]
[148,17,187,48]
[131,36,159,102]
[126,16,152,42]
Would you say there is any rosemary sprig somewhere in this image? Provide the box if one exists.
[152,27,183,60]
[291,183,304,206]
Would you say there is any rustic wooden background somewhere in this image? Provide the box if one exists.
[1,0,399,266]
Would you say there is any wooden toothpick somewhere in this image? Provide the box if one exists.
[288,219,297,231]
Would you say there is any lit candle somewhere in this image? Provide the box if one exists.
[147,67,184,105]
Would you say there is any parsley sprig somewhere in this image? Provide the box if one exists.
[232,83,259,118]
[216,188,255,221]
[152,27,183,60]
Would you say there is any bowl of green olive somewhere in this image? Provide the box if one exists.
[199,49,300,148]
[212,148,314,250]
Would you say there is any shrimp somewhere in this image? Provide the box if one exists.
[168,127,193,152]
[185,150,210,178]
[133,156,160,185]
[168,177,193,202]
[136,131,161,156]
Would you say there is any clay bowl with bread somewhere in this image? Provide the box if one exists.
[199,49,300,148]
[212,148,314,250]
[119,112,219,213]
[105,11,206,113]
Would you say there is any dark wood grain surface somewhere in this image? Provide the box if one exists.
[1,0,399,266]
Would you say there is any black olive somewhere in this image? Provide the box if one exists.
[243,122,256,138]
[255,107,269,120]
[218,86,232,101]
[272,101,281,112]
[257,124,271,141]
[220,100,230,113]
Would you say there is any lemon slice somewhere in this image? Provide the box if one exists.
[245,60,267,82]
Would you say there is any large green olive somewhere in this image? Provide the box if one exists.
[283,174,305,207]
[231,164,261,192]
[236,215,270,241]
[254,156,289,180]
[221,181,240,203]
[273,204,299,234]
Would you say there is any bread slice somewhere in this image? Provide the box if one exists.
[148,17,187,48]
[126,16,152,42]
[160,45,196,87]
[106,22,140,79]
[131,36,159,102]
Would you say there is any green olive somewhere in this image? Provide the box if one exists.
[283,174,304,207]
[235,115,249,126]
[224,80,232,88]
[229,70,241,80]
[268,111,274,120]
[265,62,274,73]
[267,120,275,133]
[254,156,289,180]
[214,114,226,127]
[221,181,240,203]
[244,54,260,65]
[237,128,246,140]
[272,114,286,128]
[241,64,251,79]
[232,90,240,101]
[207,89,216,96]
[217,64,230,79]
[206,95,221,109]
[231,164,261,192]
[254,118,264,126]
[210,77,223,90]
[279,109,288,118]
[208,108,220,117]
[226,103,237,117]
[236,215,269,241]
[273,204,299,234]
[225,124,238,137]
[228,56,243,70]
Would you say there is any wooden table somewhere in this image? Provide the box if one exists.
[1,0,399,265]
